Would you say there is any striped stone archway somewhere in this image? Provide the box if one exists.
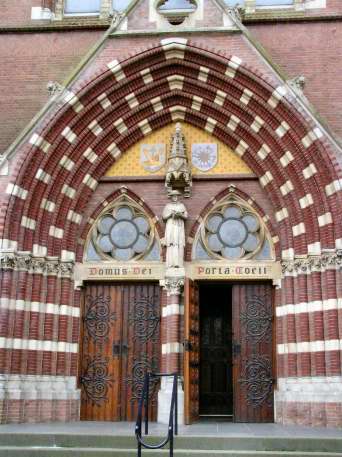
[1,38,342,426]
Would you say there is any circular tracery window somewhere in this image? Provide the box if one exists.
[199,202,267,260]
[90,203,156,261]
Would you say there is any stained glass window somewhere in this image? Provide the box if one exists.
[86,201,160,262]
[194,199,273,261]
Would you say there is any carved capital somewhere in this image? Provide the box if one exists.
[163,277,185,296]
[281,251,342,275]
[0,252,74,278]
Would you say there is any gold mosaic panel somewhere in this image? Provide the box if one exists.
[105,123,252,177]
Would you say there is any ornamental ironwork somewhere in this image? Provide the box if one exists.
[126,355,159,403]
[80,355,114,405]
[240,294,272,343]
[239,355,273,408]
[128,295,160,343]
[83,294,116,343]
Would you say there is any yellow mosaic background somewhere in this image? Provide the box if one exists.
[105,123,252,177]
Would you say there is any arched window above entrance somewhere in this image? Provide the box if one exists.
[85,197,161,262]
[193,195,274,261]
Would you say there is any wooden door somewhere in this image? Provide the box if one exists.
[232,283,274,422]
[80,282,160,421]
[184,279,200,424]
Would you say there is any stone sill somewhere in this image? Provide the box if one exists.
[0,18,111,33]
[110,26,241,37]
[244,11,342,23]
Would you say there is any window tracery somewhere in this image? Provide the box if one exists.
[193,196,273,261]
[85,198,160,262]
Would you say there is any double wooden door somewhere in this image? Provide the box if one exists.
[184,280,274,423]
[79,282,160,421]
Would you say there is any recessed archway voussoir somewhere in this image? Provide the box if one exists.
[4,41,340,260]
[15,94,325,258]
[80,107,312,256]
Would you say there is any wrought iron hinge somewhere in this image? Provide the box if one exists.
[183,339,192,352]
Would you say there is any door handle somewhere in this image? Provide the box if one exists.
[112,342,129,357]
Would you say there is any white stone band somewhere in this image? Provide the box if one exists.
[276,376,342,403]
[276,298,342,317]
[0,374,80,400]
[162,304,184,317]
[161,342,183,354]
[0,298,80,317]
[0,337,78,353]
[277,339,342,354]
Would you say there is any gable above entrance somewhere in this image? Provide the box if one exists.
[2,38,342,264]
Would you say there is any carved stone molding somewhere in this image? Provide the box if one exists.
[281,251,342,275]
[47,81,64,97]
[162,276,185,296]
[0,253,74,277]
[227,6,244,23]
[0,155,9,176]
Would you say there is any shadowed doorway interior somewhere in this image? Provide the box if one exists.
[199,283,233,418]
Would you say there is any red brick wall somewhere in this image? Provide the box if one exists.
[0,31,102,153]
[0,0,40,27]
[0,35,342,428]
[249,21,342,141]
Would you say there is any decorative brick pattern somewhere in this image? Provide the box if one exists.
[1,40,342,427]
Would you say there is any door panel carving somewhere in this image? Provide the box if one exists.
[80,283,160,421]
[233,283,274,423]
[239,355,273,408]
[83,294,116,342]
[80,355,114,405]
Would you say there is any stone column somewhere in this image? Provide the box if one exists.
[158,271,185,425]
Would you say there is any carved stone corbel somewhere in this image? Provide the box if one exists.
[47,81,64,97]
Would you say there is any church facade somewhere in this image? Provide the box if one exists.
[0,0,342,428]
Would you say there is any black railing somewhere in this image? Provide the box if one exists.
[135,372,178,457]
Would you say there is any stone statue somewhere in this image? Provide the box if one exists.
[162,191,188,269]
[165,123,192,198]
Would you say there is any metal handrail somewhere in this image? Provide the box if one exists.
[135,372,178,457]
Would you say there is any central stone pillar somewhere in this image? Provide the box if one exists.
[158,270,185,425]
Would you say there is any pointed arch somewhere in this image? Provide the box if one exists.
[186,185,279,262]
[79,186,164,263]
[3,39,341,262]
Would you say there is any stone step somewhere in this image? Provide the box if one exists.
[0,448,341,457]
[0,435,341,453]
